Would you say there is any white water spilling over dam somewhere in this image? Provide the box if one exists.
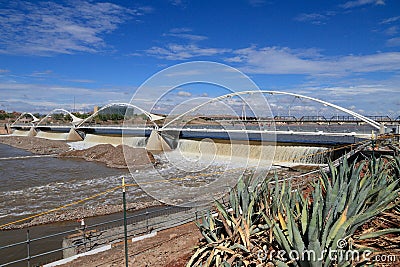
[11,129,30,136]
[11,129,328,165]
[35,131,69,140]
[84,134,147,147]
[175,139,327,165]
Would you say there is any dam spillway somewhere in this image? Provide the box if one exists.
[10,127,336,165]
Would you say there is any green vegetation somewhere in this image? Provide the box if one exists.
[0,113,12,120]
[96,113,125,122]
[188,155,400,266]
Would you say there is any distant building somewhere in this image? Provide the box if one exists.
[93,106,99,113]
[19,117,33,124]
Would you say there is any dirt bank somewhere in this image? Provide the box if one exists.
[59,144,155,169]
[0,136,70,154]
[0,136,156,169]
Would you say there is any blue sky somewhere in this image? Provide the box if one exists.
[0,0,399,117]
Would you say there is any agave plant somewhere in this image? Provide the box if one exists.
[264,157,400,267]
[187,173,274,266]
[188,155,400,267]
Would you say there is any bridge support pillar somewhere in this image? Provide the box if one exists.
[146,130,172,151]
[379,124,385,135]
[28,127,37,137]
[5,124,11,134]
[67,128,83,141]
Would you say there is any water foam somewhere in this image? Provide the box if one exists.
[36,131,69,140]
[176,139,327,165]
[82,134,146,148]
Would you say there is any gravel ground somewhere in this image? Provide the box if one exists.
[57,222,202,267]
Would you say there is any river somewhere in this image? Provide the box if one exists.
[0,143,136,227]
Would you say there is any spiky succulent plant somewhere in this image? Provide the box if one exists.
[187,156,400,267]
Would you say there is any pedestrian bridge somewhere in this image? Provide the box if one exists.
[9,90,397,147]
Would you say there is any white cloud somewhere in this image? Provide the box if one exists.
[164,33,208,41]
[163,28,207,41]
[294,13,329,25]
[0,69,10,73]
[0,1,145,55]
[340,0,385,9]
[170,28,191,33]
[145,44,231,60]
[169,0,188,7]
[381,16,400,24]
[177,91,192,97]
[29,70,53,77]
[384,26,398,36]
[0,81,131,112]
[387,37,400,47]
[227,46,400,75]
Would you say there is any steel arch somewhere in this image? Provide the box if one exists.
[36,108,84,127]
[161,90,383,131]
[11,112,40,126]
[76,102,163,128]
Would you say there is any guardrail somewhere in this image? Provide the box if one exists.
[0,204,207,267]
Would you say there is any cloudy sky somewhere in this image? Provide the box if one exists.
[0,0,399,116]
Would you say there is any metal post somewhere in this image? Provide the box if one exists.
[82,220,86,253]
[146,209,149,232]
[371,131,376,174]
[122,178,129,267]
[26,229,30,267]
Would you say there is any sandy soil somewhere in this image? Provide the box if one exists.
[58,222,202,267]
[0,136,70,154]
[0,136,156,169]
[59,144,155,169]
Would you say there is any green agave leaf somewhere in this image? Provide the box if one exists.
[274,260,290,267]
[358,228,400,240]
[301,200,308,235]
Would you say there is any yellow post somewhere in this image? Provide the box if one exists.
[122,177,128,267]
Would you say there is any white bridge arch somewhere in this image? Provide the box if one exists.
[161,90,384,132]
[76,103,164,128]
[37,108,84,127]
[12,112,40,126]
